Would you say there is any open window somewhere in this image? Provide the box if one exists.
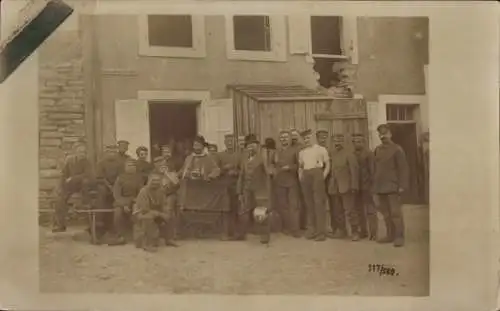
[138,14,206,58]
[225,15,286,62]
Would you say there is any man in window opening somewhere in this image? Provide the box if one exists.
[352,133,378,241]
[109,158,143,246]
[372,124,409,247]
[272,130,300,237]
[217,134,241,241]
[133,172,178,253]
[52,142,93,233]
[298,129,330,241]
[327,134,360,241]
[236,137,272,244]
[135,146,154,186]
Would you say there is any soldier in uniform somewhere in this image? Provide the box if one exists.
[236,137,272,243]
[352,133,378,240]
[117,140,131,165]
[373,124,409,247]
[109,158,144,245]
[133,172,178,252]
[52,143,93,233]
[135,146,154,186]
[290,128,307,230]
[94,144,123,243]
[316,129,329,148]
[162,144,184,173]
[328,134,360,241]
[298,129,330,241]
[217,134,241,240]
[273,130,301,237]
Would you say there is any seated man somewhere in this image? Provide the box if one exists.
[52,142,93,233]
[109,159,143,245]
[133,172,178,252]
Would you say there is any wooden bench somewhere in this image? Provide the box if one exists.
[39,193,114,244]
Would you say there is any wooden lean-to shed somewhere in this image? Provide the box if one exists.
[228,84,369,150]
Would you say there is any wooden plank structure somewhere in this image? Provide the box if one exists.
[228,84,369,151]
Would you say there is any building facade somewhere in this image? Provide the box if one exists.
[37,11,429,208]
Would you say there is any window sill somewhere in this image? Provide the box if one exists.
[138,45,206,58]
[227,49,287,62]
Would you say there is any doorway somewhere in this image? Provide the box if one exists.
[149,101,199,159]
[388,122,420,204]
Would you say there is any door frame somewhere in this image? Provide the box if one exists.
[377,94,426,140]
[137,90,211,138]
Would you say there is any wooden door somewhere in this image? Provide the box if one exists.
[115,99,150,160]
[389,122,420,204]
[203,98,233,150]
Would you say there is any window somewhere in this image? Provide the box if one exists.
[386,104,417,122]
[225,15,286,62]
[138,14,206,58]
[233,16,271,51]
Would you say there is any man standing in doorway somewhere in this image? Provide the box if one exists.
[52,142,93,233]
[327,134,360,241]
[117,140,131,167]
[352,133,378,240]
[298,129,330,241]
[217,134,241,240]
[273,130,301,237]
[373,124,409,247]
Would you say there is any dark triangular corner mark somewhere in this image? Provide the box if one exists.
[0,0,74,84]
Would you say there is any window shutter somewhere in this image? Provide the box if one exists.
[115,99,150,161]
[342,16,359,64]
[288,15,310,55]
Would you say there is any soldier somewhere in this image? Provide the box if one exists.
[135,146,154,186]
[161,144,184,173]
[316,129,329,148]
[207,143,218,155]
[117,140,131,167]
[298,129,330,241]
[290,128,307,230]
[290,129,303,149]
[328,134,360,241]
[132,172,178,252]
[217,134,241,240]
[273,130,301,237]
[237,137,272,243]
[373,124,409,247]
[352,133,378,240]
[109,158,144,245]
[52,143,93,233]
[94,144,123,244]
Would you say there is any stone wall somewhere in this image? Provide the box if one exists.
[38,29,86,210]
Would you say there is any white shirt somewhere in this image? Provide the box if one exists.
[298,144,329,170]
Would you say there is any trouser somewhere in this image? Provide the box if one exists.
[355,190,378,237]
[274,184,300,234]
[375,193,405,240]
[298,188,307,230]
[237,189,270,242]
[329,192,359,234]
[133,212,175,248]
[165,193,179,239]
[222,185,239,238]
[113,198,134,239]
[94,183,115,240]
[53,178,91,229]
[300,168,327,236]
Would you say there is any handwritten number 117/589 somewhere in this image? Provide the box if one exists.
[368,264,399,276]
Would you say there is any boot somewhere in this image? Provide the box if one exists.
[351,228,361,241]
[367,216,378,241]
[315,233,327,242]
[108,235,127,246]
[304,230,317,240]
[331,229,347,239]
[393,237,405,247]
[377,219,394,244]
[165,240,179,247]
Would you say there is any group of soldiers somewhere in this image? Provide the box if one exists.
[51,122,409,252]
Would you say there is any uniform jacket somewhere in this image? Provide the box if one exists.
[96,155,123,186]
[237,151,269,196]
[354,148,374,191]
[216,149,241,183]
[372,142,409,194]
[133,185,166,216]
[60,155,93,184]
[136,159,154,185]
[328,147,359,194]
[273,145,299,188]
[113,172,144,206]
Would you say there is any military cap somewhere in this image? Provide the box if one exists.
[153,156,165,164]
[279,129,290,135]
[117,140,129,145]
[300,129,313,137]
[376,124,391,132]
[316,129,329,135]
[245,134,257,142]
[224,133,234,138]
[160,144,172,150]
[105,144,118,150]
[245,137,260,147]
[136,146,148,152]
[332,133,345,138]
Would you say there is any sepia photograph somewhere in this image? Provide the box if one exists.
[37,8,430,295]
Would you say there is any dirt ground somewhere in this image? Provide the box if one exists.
[39,205,429,296]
